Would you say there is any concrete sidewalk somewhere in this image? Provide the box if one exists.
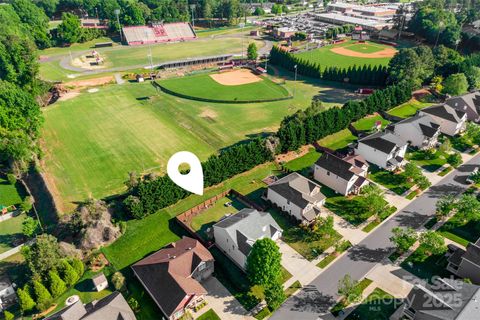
[278,240,322,288]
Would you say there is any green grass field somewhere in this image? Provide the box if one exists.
[387,98,432,118]
[317,129,357,151]
[0,177,25,207]
[0,213,28,253]
[295,40,394,70]
[159,72,290,102]
[352,114,390,131]
[42,70,359,210]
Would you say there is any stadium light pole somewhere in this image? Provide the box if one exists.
[239,22,246,58]
[190,5,196,29]
[114,9,123,42]
[293,64,298,97]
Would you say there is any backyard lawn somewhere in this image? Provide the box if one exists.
[283,148,321,173]
[0,213,28,254]
[0,176,26,207]
[346,288,400,320]
[352,114,390,132]
[190,195,247,241]
[368,166,413,195]
[318,129,357,151]
[407,149,448,172]
[197,309,221,320]
[387,97,432,118]
[269,209,341,260]
[400,243,450,283]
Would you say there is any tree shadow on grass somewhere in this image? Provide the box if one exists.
[325,198,369,226]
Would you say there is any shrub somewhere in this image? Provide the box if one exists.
[70,258,85,278]
[128,297,140,313]
[6,173,16,185]
[111,271,126,291]
[60,260,79,287]
[3,311,14,320]
[447,152,462,167]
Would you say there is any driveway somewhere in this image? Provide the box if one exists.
[270,152,480,320]
[202,277,254,320]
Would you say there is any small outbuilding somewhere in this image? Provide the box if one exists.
[91,273,108,292]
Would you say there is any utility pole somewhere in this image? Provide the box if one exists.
[114,9,122,42]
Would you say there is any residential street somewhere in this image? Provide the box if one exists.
[271,152,480,320]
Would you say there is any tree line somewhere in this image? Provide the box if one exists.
[276,82,413,152]
[124,138,273,218]
[269,46,388,86]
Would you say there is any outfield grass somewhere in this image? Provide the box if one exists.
[317,129,357,151]
[295,40,394,70]
[159,72,290,102]
[352,114,390,132]
[42,72,359,210]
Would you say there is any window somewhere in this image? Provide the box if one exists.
[287,200,290,205]
[198,262,206,271]
[327,171,330,176]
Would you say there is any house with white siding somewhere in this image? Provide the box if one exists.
[213,209,282,270]
[419,104,467,136]
[355,130,408,170]
[266,172,326,224]
[313,152,369,195]
[445,91,480,123]
[386,114,441,150]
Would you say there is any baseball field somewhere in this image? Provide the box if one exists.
[295,40,397,70]
[41,70,362,211]
[159,69,291,102]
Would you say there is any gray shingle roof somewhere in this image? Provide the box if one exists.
[315,152,355,181]
[422,104,466,123]
[46,292,136,320]
[359,131,406,154]
[214,209,282,256]
[406,279,480,320]
[268,172,325,209]
[446,92,480,114]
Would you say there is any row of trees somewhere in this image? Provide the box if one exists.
[18,234,85,314]
[390,227,447,258]
[33,0,247,26]
[269,46,388,86]
[124,138,273,218]
[276,82,413,152]
[325,24,355,40]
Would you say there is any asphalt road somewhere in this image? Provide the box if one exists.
[271,152,480,320]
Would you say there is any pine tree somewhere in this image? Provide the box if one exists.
[60,260,79,287]
[49,270,67,298]
[71,258,85,278]
[17,286,35,313]
[32,280,52,311]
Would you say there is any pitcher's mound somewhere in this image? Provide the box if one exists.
[210,69,262,86]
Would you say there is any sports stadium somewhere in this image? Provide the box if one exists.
[122,22,196,46]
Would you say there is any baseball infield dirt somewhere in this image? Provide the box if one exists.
[210,69,262,86]
[330,46,397,58]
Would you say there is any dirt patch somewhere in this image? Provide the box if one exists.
[58,91,81,102]
[200,109,218,119]
[210,69,262,86]
[330,46,397,58]
[275,145,313,163]
[63,76,114,89]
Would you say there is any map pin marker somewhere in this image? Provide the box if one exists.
[167,151,204,195]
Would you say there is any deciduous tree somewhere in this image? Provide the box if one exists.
[247,238,282,286]
[390,227,418,253]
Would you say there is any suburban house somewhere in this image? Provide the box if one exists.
[213,208,282,270]
[355,130,408,170]
[91,273,108,292]
[419,104,467,136]
[131,237,214,320]
[445,91,480,123]
[45,291,136,320]
[386,114,441,149]
[313,152,369,195]
[266,172,326,224]
[390,278,480,320]
[446,237,480,285]
[0,277,16,311]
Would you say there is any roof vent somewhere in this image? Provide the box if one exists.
[187,247,192,250]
